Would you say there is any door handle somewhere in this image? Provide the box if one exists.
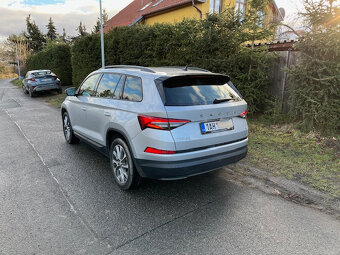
[104,111,111,116]
[81,107,87,111]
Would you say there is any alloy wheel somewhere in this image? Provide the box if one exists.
[112,144,129,185]
[63,115,71,142]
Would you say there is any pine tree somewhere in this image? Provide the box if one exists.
[25,14,45,52]
[92,9,109,34]
[103,9,108,24]
[46,17,57,41]
[60,28,68,43]
[92,19,101,34]
[288,0,340,135]
[77,21,89,37]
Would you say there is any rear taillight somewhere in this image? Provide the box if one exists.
[145,147,176,154]
[138,115,190,131]
[240,109,248,118]
[29,78,36,82]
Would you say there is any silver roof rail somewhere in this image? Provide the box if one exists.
[103,65,156,73]
[159,66,211,72]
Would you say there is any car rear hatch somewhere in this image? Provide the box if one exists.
[156,74,248,151]
[32,71,56,85]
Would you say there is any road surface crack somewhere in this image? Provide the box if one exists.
[105,199,217,254]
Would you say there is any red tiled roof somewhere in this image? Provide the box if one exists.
[103,0,192,32]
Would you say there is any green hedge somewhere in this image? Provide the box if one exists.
[71,14,275,113]
[26,44,72,85]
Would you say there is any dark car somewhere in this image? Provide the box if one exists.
[22,70,62,97]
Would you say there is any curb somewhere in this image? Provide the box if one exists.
[224,163,340,219]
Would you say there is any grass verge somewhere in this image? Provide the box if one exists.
[243,118,340,198]
[44,92,67,108]
[11,78,22,87]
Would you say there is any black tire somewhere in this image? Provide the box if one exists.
[22,85,28,94]
[110,138,142,190]
[57,88,62,94]
[62,112,79,144]
[28,88,35,97]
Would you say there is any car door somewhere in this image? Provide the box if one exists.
[67,73,101,136]
[85,73,123,145]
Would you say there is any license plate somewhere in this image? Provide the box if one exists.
[41,78,52,82]
[200,119,234,134]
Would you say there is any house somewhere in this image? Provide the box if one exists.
[104,0,284,33]
[276,29,304,41]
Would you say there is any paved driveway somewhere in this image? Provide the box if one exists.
[0,79,340,255]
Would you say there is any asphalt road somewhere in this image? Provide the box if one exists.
[0,79,340,255]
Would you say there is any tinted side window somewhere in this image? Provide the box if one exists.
[96,73,121,98]
[123,76,142,102]
[79,74,100,97]
[112,75,125,99]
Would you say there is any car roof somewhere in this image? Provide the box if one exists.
[95,65,222,79]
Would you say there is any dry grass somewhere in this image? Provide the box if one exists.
[244,118,340,197]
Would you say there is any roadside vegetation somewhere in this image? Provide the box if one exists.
[44,93,66,108]
[11,78,22,87]
[245,118,340,197]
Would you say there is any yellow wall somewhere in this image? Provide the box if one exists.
[145,0,236,26]
[144,0,277,27]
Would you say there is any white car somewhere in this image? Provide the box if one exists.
[61,65,248,190]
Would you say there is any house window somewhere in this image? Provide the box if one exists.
[209,0,222,14]
[139,2,152,11]
[152,0,163,7]
[235,0,247,15]
[257,11,264,27]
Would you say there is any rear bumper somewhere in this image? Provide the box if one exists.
[134,145,247,180]
[32,84,60,92]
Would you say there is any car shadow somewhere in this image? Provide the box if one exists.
[56,140,238,243]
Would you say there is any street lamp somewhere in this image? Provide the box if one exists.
[16,43,21,79]
[99,0,105,68]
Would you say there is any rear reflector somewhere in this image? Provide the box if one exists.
[240,109,248,118]
[144,147,176,154]
[138,115,190,131]
[29,78,36,82]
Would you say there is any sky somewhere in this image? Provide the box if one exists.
[0,0,305,39]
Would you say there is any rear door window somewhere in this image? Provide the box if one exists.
[79,74,100,97]
[95,73,121,98]
[122,76,142,102]
[162,76,241,106]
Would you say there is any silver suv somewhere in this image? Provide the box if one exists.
[61,66,248,190]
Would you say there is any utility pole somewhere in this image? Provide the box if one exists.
[99,0,105,68]
[16,43,21,79]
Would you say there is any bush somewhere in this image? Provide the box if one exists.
[71,10,276,113]
[288,1,340,135]
[26,43,72,85]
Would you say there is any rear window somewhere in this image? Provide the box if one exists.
[32,71,52,77]
[162,76,241,106]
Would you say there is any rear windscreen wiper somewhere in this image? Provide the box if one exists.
[213,98,235,104]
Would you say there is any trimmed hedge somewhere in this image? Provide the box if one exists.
[26,44,72,85]
[71,14,275,113]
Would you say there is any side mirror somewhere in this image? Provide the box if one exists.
[65,87,76,96]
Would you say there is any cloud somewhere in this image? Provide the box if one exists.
[0,0,134,37]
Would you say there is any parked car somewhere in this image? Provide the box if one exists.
[61,65,248,190]
[23,70,62,97]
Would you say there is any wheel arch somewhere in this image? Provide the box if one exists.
[106,128,132,153]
